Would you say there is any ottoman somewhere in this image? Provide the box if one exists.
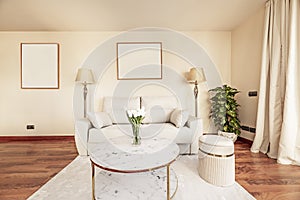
[198,135,235,186]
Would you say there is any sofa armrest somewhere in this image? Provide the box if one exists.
[185,116,203,154]
[74,118,92,156]
[186,116,197,128]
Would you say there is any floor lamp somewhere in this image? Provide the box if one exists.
[187,67,206,118]
[75,68,95,118]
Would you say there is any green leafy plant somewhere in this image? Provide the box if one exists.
[209,84,241,136]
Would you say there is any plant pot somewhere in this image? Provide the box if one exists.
[218,130,237,142]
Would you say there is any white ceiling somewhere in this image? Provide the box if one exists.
[0,0,266,31]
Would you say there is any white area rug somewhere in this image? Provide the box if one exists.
[28,155,255,200]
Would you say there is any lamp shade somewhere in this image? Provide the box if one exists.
[75,68,95,84]
[187,67,206,83]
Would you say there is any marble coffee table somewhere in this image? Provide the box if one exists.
[89,137,180,200]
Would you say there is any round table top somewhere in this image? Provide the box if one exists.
[89,137,179,173]
[199,135,233,147]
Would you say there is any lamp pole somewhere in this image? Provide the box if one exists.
[194,80,198,117]
[75,68,95,118]
[83,82,88,118]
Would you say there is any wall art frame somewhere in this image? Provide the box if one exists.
[21,43,60,89]
[116,42,162,80]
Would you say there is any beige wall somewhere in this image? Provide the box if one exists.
[0,32,116,136]
[186,32,232,85]
[231,7,265,140]
[0,31,231,136]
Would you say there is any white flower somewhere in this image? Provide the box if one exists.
[132,110,138,118]
[127,108,146,125]
[138,106,146,117]
[127,110,133,117]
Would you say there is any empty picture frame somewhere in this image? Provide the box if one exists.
[21,43,60,89]
[117,42,162,80]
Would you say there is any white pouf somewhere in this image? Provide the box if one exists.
[198,135,235,186]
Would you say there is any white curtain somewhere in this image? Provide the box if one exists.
[251,0,300,165]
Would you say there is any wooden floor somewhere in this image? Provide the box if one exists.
[0,137,300,200]
[235,140,300,200]
[0,137,78,200]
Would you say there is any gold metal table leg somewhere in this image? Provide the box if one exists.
[167,164,170,200]
[92,162,95,200]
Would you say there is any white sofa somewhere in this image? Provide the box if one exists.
[74,96,203,155]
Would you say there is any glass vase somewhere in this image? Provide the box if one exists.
[131,123,141,145]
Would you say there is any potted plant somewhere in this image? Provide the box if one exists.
[209,84,241,142]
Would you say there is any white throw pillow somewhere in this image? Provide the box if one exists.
[170,109,189,128]
[87,112,112,129]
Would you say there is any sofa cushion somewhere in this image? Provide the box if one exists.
[141,96,178,123]
[170,109,189,128]
[88,123,189,154]
[88,123,194,145]
[89,123,179,142]
[87,112,112,129]
[102,96,140,124]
